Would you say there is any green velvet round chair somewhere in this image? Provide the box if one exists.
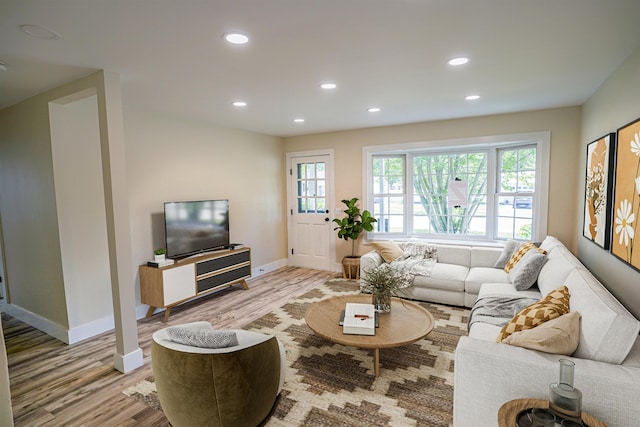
[152,323,286,427]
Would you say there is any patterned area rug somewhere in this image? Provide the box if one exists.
[123,279,470,426]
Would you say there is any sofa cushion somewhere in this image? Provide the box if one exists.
[470,246,502,268]
[496,285,570,342]
[436,244,471,267]
[465,268,509,295]
[564,268,640,364]
[507,249,548,291]
[413,263,468,292]
[369,241,403,263]
[537,244,583,297]
[503,311,580,355]
[504,242,547,273]
[494,240,520,269]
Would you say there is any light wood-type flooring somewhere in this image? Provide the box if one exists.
[2,266,340,426]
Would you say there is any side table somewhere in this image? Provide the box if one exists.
[498,398,606,427]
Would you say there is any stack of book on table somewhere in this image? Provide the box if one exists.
[147,258,174,268]
[342,303,376,335]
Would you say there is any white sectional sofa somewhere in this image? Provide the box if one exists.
[361,241,510,307]
[361,236,640,426]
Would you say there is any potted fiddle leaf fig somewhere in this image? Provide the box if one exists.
[333,197,377,279]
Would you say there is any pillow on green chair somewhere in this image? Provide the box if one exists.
[166,323,239,348]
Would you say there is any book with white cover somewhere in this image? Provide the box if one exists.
[342,303,375,335]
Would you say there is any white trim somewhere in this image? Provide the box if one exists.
[362,131,550,242]
[285,149,337,271]
[113,347,143,374]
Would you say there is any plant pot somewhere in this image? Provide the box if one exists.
[341,256,361,280]
[154,254,166,262]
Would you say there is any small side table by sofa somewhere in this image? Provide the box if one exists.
[498,398,606,427]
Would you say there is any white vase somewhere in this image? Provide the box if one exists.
[154,254,165,262]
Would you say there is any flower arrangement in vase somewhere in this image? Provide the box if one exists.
[360,263,413,312]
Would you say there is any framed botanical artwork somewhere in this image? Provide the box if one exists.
[583,133,616,249]
[611,117,640,270]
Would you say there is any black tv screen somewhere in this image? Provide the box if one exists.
[164,199,230,258]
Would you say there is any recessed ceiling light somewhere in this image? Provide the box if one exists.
[224,33,249,45]
[465,94,480,100]
[448,57,469,66]
[367,107,381,113]
[320,83,337,90]
[232,101,247,107]
[293,118,305,123]
[19,24,61,40]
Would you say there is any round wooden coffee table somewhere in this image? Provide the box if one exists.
[305,294,434,377]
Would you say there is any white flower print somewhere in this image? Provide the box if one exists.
[632,132,640,156]
[615,199,635,246]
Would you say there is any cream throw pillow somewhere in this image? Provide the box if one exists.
[503,311,580,355]
[369,241,404,263]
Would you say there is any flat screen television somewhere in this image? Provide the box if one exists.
[164,199,230,258]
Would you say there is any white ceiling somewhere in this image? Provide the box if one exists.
[2,0,640,137]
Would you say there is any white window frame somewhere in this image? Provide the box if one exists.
[362,131,550,244]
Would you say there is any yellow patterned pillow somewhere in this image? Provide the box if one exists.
[496,285,570,343]
[504,242,547,273]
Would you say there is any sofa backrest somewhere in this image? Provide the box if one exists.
[434,244,471,267]
[538,236,640,364]
[470,246,502,268]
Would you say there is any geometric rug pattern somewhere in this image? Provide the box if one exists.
[124,279,470,426]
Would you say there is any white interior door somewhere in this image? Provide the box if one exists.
[288,152,334,270]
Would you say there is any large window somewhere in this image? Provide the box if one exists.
[365,132,549,242]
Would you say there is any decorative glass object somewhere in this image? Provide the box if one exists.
[529,408,556,427]
[372,291,392,313]
[549,359,583,421]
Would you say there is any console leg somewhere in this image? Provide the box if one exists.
[145,306,156,319]
[163,307,171,323]
[240,280,249,290]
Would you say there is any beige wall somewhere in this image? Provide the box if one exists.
[49,95,113,328]
[123,107,288,291]
[0,84,69,328]
[580,46,640,318]
[284,107,582,262]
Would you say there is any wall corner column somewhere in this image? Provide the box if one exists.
[96,70,142,373]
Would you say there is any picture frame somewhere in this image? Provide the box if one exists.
[583,133,616,249]
[611,117,640,270]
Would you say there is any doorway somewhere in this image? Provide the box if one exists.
[287,150,335,271]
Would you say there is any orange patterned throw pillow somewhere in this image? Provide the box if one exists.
[504,242,547,273]
[496,285,570,343]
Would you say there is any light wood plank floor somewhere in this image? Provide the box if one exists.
[2,266,340,426]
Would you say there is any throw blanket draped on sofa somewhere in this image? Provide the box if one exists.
[468,295,538,329]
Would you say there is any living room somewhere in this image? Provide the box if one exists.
[2,1,640,426]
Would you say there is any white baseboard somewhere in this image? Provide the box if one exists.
[252,258,288,277]
[113,347,143,373]
[5,258,292,342]
[2,303,71,344]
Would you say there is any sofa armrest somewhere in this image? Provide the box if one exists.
[454,336,640,427]
[360,250,384,275]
